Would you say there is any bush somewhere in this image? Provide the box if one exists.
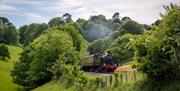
[0,44,10,60]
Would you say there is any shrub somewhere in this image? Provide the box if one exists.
[0,44,10,60]
[130,4,180,82]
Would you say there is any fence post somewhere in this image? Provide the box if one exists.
[106,76,108,87]
[114,73,119,87]
[125,71,128,82]
[134,70,136,81]
[120,73,123,83]
[110,75,113,86]
[101,78,105,87]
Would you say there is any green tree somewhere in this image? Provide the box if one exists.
[90,15,107,23]
[48,17,66,27]
[130,3,180,82]
[107,34,134,64]
[112,12,121,24]
[110,12,122,30]
[88,39,105,54]
[0,17,18,45]
[19,23,48,46]
[121,16,131,21]
[63,13,73,23]
[0,44,10,60]
[121,20,144,34]
[11,26,87,90]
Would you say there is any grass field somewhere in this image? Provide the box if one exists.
[0,45,22,91]
[31,81,75,91]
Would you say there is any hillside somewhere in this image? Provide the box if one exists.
[0,45,22,91]
[31,81,75,91]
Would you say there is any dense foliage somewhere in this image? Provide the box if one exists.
[0,44,10,60]
[48,17,66,27]
[11,26,87,90]
[121,20,144,34]
[87,17,145,63]
[19,23,48,46]
[0,17,19,45]
[48,13,73,27]
[107,35,134,64]
[130,3,180,82]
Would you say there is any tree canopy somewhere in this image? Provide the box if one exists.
[11,26,87,89]
[0,44,10,60]
[130,3,180,82]
[19,23,48,46]
[0,17,19,45]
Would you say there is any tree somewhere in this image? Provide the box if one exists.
[143,24,151,31]
[48,17,66,27]
[112,12,120,20]
[90,15,107,22]
[121,16,131,21]
[112,12,121,24]
[0,17,11,25]
[121,20,144,34]
[76,18,86,23]
[63,13,73,23]
[107,34,134,64]
[19,23,48,46]
[62,13,72,18]
[151,19,160,26]
[0,17,18,45]
[88,39,105,54]
[0,44,10,60]
[11,26,87,90]
[130,3,180,82]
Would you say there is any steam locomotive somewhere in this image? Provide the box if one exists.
[81,52,118,73]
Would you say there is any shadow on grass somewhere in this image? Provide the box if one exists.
[133,80,180,91]
[0,58,9,62]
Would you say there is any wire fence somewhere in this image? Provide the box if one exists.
[96,71,146,87]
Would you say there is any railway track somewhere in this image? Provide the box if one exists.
[84,66,136,77]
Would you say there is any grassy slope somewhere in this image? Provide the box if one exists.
[32,81,75,91]
[0,45,22,91]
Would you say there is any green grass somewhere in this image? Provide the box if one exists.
[31,81,75,91]
[0,45,22,91]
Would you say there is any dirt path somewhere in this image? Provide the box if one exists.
[115,66,136,72]
[84,66,136,77]
[84,72,113,77]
